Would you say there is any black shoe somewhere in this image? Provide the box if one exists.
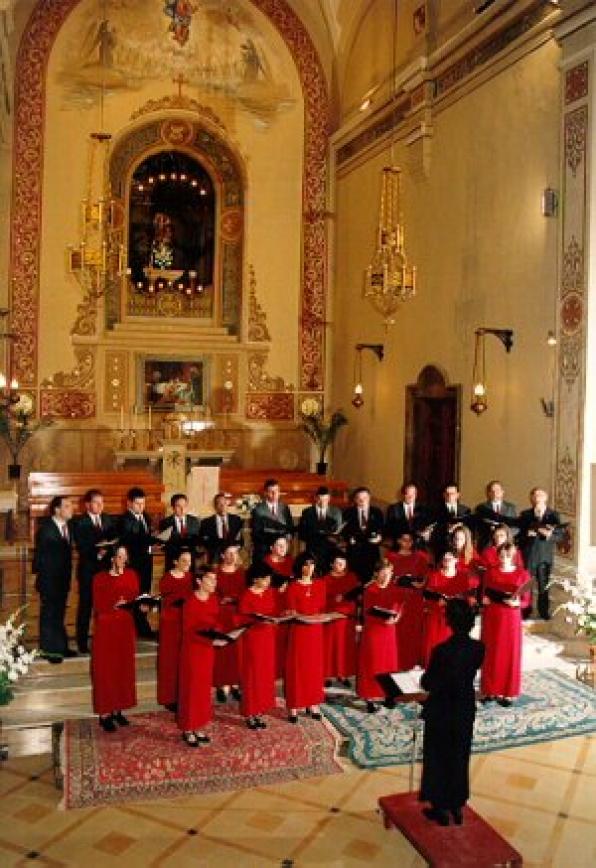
[195,733,211,744]
[99,715,116,733]
[256,717,267,729]
[422,807,449,826]
[165,702,178,713]
[40,653,63,665]
[183,731,199,747]
[231,686,242,702]
[77,646,89,655]
[216,688,227,703]
[341,678,351,688]
[497,697,512,708]
[64,648,78,658]
[480,695,495,705]
[310,712,322,721]
[246,717,259,730]
[451,808,463,825]
[366,701,378,714]
[383,698,396,710]
[113,712,130,726]
[288,714,298,724]
[325,679,332,688]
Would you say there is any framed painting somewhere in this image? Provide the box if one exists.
[137,355,210,411]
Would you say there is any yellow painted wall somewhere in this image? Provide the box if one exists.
[331,39,560,510]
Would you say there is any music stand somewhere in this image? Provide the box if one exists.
[376,672,428,792]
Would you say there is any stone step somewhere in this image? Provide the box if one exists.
[27,644,157,679]
[10,668,158,712]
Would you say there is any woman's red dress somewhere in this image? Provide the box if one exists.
[480,546,524,570]
[214,566,246,687]
[357,583,401,700]
[481,566,530,698]
[177,593,220,731]
[285,580,326,709]
[238,587,277,717]
[157,571,193,706]
[422,568,479,667]
[264,554,293,678]
[387,550,429,671]
[323,570,359,679]
[91,568,139,715]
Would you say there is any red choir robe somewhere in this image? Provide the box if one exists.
[238,587,277,717]
[214,566,246,687]
[91,568,139,716]
[387,550,429,671]
[265,554,293,678]
[177,593,220,731]
[157,571,194,706]
[357,583,401,700]
[422,568,479,667]
[323,570,359,679]
[481,566,530,698]
[480,545,524,570]
[285,580,326,709]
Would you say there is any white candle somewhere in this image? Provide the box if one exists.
[120,405,124,429]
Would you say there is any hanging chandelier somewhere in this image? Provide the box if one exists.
[363,167,416,327]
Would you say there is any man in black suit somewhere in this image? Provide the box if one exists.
[517,487,563,620]
[33,495,76,663]
[342,486,384,582]
[298,485,343,572]
[199,492,244,564]
[474,479,517,550]
[159,492,201,570]
[118,487,156,638]
[431,482,472,558]
[385,482,430,548]
[250,478,294,562]
[73,489,116,654]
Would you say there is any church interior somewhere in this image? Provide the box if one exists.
[0,0,595,865]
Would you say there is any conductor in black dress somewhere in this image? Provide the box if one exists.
[420,599,485,826]
[158,492,201,570]
[73,489,116,653]
[33,495,76,663]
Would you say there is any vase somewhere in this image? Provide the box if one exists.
[316,461,328,476]
[0,674,13,706]
[8,464,21,480]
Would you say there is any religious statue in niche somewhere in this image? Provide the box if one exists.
[163,1,198,47]
[128,150,215,291]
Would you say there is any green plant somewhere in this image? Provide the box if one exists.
[0,399,51,464]
[299,409,348,464]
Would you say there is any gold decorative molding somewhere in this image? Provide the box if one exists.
[130,95,226,132]
[247,266,271,342]
[247,352,294,393]
[104,350,128,416]
[40,346,96,390]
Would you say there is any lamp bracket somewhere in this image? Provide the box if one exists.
[477,328,514,353]
[356,343,385,361]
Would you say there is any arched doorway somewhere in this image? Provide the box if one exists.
[404,366,461,506]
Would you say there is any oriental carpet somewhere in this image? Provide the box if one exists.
[322,668,596,769]
[60,700,343,809]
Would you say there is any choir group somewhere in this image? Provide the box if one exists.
[32,477,564,746]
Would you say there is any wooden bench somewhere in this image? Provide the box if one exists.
[28,471,165,540]
[219,470,349,506]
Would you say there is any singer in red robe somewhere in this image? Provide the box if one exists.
[422,551,479,667]
[214,546,246,697]
[91,545,139,730]
[157,550,193,710]
[357,560,401,712]
[481,543,530,705]
[177,570,220,746]
[285,557,326,721]
[481,524,523,569]
[322,552,359,684]
[238,565,278,728]
[264,537,293,678]
[387,533,429,670]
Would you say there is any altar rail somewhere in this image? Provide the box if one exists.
[27,471,165,540]
[219,470,349,506]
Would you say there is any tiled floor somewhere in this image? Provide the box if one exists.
[1,734,595,866]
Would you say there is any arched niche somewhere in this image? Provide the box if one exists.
[107,116,245,334]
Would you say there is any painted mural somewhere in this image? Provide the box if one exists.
[58,0,295,124]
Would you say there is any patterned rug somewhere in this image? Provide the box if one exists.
[322,668,596,769]
[60,700,343,809]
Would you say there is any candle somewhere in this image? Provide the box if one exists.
[133,405,138,429]
[120,405,124,429]
[10,378,18,390]
[148,405,152,430]
[101,240,107,273]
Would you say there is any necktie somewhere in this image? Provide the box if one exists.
[137,514,147,532]
[360,510,366,530]
[61,524,69,542]
[222,515,228,536]
[181,518,187,537]
[94,515,101,530]
[494,503,501,515]
[406,505,412,524]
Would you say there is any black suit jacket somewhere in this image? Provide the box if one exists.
[474,500,517,547]
[199,513,244,563]
[385,501,430,542]
[158,513,201,570]
[118,510,154,574]
[421,634,485,723]
[298,505,343,556]
[33,517,74,593]
[251,501,294,558]
[341,505,385,547]
[73,512,116,581]
[431,502,472,553]
[517,507,563,569]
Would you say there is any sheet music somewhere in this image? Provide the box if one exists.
[390,669,422,695]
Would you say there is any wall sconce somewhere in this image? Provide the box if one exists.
[546,329,557,346]
[470,328,514,416]
[352,343,384,409]
[540,398,555,418]
[542,188,558,217]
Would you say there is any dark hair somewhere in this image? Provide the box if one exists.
[491,523,512,543]
[49,495,67,515]
[445,598,475,634]
[264,478,279,490]
[400,481,417,495]
[443,482,459,492]
[486,479,503,493]
[352,486,370,498]
[84,488,102,503]
[127,487,146,501]
[374,557,393,574]
[246,563,273,585]
[193,566,216,590]
[213,491,227,505]
[316,485,330,496]
[293,551,318,579]
[170,493,187,508]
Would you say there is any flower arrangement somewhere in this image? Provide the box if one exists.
[0,396,50,467]
[235,493,260,514]
[0,608,38,705]
[552,578,596,644]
